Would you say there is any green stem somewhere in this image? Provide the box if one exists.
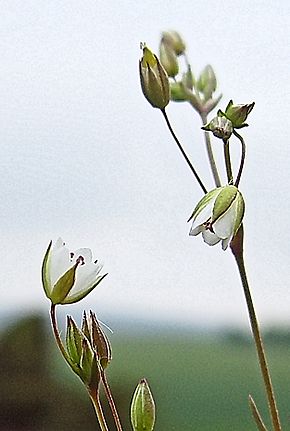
[50,304,72,366]
[230,227,282,431]
[233,130,246,187]
[161,108,207,194]
[223,138,233,184]
[89,388,110,431]
[101,370,123,431]
[200,112,221,187]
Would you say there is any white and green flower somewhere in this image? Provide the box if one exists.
[42,238,106,305]
[188,186,245,250]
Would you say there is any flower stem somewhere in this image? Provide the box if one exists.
[101,370,123,431]
[223,138,233,184]
[50,304,71,366]
[161,108,207,194]
[89,388,110,431]
[233,130,246,187]
[230,227,282,431]
[200,112,221,187]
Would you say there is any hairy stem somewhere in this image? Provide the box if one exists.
[161,108,207,194]
[200,112,221,187]
[231,227,282,431]
[101,370,123,431]
[233,130,246,187]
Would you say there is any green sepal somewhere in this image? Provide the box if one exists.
[50,262,78,304]
[233,191,245,234]
[66,316,84,366]
[80,338,94,385]
[41,241,52,299]
[88,352,101,391]
[90,311,112,369]
[62,273,108,304]
[187,188,222,223]
[212,186,238,223]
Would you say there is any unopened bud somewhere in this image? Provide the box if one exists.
[159,41,179,78]
[197,65,217,101]
[161,30,186,56]
[202,116,233,140]
[220,100,255,128]
[170,82,188,102]
[131,378,155,431]
[139,44,170,109]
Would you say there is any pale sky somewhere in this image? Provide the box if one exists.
[1,0,290,329]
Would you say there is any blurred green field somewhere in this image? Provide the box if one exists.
[1,315,290,430]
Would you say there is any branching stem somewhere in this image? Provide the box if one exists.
[200,112,221,187]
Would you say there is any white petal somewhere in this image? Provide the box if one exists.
[222,236,232,250]
[68,262,103,297]
[71,248,93,264]
[189,224,204,236]
[49,239,72,286]
[191,196,216,230]
[202,229,221,246]
[214,200,237,239]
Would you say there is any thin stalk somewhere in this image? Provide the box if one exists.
[233,130,246,187]
[200,112,221,187]
[50,304,71,366]
[101,370,123,431]
[161,108,207,194]
[231,227,282,431]
[89,389,110,431]
[223,138,233,184]
[249,395,269,431]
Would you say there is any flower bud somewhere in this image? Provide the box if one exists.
[131,379,155,431]
[202,116,233,140]
[90,311,112,369]
[159,41,179,78]
[219,100,255,128]
[188,185,245,250]
[182,65,195,90]
[139,44,170,109]
[197,65,217,101]
[170,82,188,102]
[161,30,186,55]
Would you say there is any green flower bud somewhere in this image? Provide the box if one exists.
[41,238,107,305]
[188,185,245,250]
[139,44,170,109]
[131,379,155,431]
[161,30,186,56]
[197,65,217,101]
[202,116,233,140]
[170,82,188,102]
[219,100,255,128]
[159,41,179,78]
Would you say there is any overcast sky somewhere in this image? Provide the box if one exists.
[1,0,290,329]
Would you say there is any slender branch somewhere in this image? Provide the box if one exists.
[161,108,207,194]
[233,130,246,187]
[200,112,221,187]
[223,138,233,184]
[89,388,110,431]
[50,303,71,366]
[249,395,269,431]
[101,370,123,431]
[230,227,282,431]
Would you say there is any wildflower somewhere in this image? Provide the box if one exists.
[188,186,245,250]
[42,238,106,305]
[219,100,255,128]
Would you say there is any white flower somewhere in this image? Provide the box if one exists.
[188,186,245,250]
[42,238,106,305]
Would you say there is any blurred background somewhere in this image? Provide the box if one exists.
[1,0,290,429]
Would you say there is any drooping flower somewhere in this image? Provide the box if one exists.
[188,186,245,250]
[42,238,107,305]
[218,100,255,129]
